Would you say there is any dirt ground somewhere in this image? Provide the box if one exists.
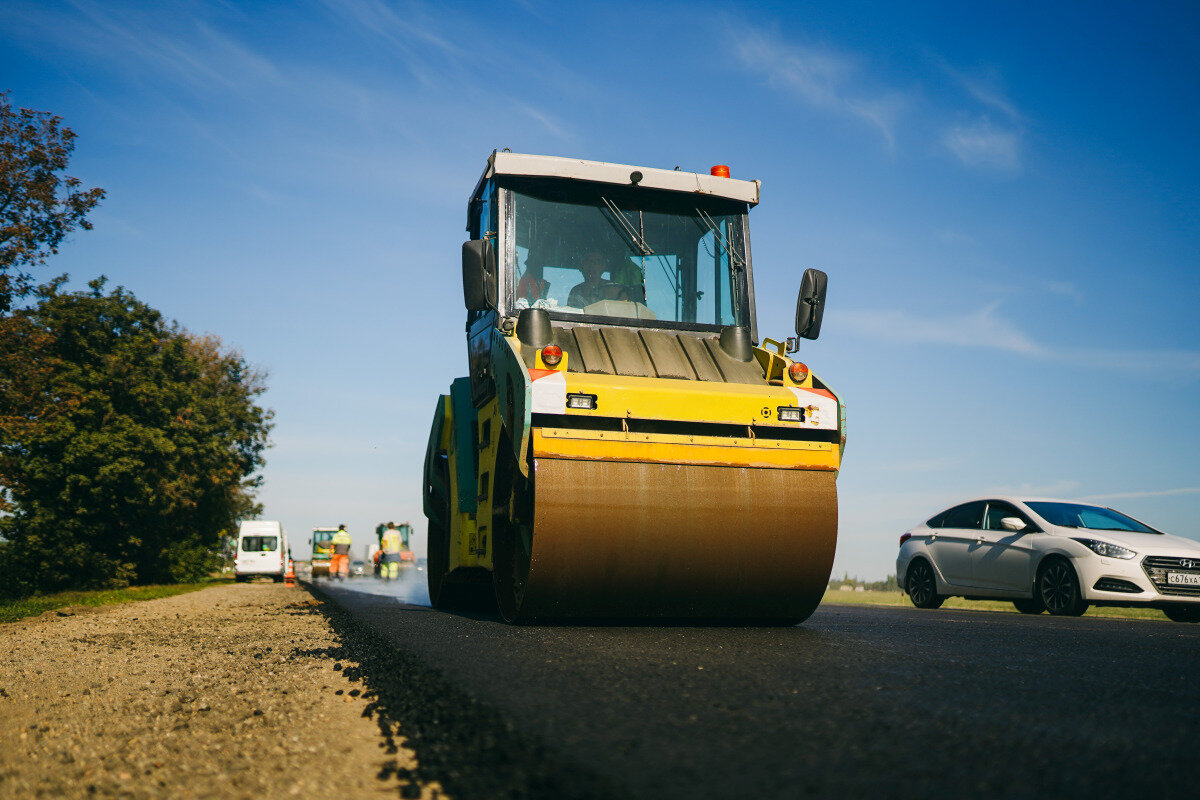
[0,582,444,799]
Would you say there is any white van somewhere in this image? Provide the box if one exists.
[234,520,288,582]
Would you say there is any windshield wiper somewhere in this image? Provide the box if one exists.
[694,209,746,271]
[600,196,654,256]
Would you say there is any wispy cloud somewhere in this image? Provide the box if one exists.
[838,301,1200,380]
[728,22,1030,170]
[839,300,1043,355]
[58,1,285,93]
[1048,281,1084,302]
[935,59,1025,171]
[869,456,963,473]
[316,0,459,53]
[515,102,572,140]
[1056,347,1200,378]
[730,25,906,148]
[1077,487,1200,502]
[987,479,1083,498]
[313,0,462,86]
[940,62,1024,124]
[943,117,1021,171]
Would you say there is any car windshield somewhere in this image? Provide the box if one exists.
[507,178,750,329]
[241,536,277,552]
[1026,502,1159,533]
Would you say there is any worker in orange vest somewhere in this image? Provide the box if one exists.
[331,524,352,581]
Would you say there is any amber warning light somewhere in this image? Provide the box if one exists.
[710,165,731,178]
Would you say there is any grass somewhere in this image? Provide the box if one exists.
[0,578,233,624]
[821,588,1173,621]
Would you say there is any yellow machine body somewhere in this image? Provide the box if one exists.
[422,152,845,623]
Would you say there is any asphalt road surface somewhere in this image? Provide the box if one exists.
[318,581,1200,800]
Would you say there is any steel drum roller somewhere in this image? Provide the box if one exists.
[509,457,838,621]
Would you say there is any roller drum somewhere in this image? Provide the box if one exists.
[499,457,838,622]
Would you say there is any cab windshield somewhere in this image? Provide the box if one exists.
[1026,502,1160,533]
[312,531,335,553]
[506,178,750,330]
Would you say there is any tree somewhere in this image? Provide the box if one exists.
[0,92,105,313]
[0,279,273,596]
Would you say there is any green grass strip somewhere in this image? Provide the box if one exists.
[821,589,1173,620]
[0,578,233,624]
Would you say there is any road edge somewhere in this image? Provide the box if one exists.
[305,581,620,800]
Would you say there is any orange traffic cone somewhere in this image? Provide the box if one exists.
[285,558,297,587]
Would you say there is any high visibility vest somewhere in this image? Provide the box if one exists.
[332,530,352,554]
[381,529,402,554]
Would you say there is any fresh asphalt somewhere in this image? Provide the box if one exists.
[316,581,1200,800]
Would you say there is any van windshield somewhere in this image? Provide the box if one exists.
[241,536,278,552]
[507,178,749,330]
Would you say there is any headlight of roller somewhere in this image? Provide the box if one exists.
[1072,538,1137,559]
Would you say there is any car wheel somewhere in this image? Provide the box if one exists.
[906,559,945,609]
[1162,605,1200,623]
[1037,558,1089,617]
[1012,597,1045,615]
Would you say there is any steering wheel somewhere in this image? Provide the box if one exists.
[599,282,634,302]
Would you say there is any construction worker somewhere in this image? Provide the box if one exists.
[380,521,402,581]
[331,524,352,581]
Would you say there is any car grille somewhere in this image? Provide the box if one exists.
[1142,556,1200,597]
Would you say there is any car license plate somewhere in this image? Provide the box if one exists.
[1166,572,1200,586]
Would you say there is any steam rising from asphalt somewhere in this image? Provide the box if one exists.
[315,565,430,606]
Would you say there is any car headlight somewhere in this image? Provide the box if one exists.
[1072,538,1137,560]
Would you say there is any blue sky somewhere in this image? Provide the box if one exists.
[2,0,1197,577]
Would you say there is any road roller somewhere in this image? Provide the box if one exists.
[422,152,845,623]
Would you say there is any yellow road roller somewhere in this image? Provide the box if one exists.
[422,152,845,623]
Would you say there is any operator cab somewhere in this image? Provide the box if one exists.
[466,153,757,330]
[464,153,775,402]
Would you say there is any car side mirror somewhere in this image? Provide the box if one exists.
[1000,517,1027,533]
[795,268,828,340]
[462,239,497,311]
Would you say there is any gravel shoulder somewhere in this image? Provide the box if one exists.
[0,582,443,799]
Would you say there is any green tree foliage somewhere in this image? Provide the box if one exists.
[0,278,272,596]
[0,92,105,313]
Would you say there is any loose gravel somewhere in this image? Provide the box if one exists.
[0,582,444,799]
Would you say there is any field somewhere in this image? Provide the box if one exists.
[0,578,233,624]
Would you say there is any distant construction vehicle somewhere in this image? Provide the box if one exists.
[309,526,337,578]
[422,152,844,623]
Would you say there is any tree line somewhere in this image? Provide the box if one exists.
[0,92,272,597]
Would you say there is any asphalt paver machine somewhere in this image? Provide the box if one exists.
[423,152,845,623]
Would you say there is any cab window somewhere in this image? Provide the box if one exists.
[507,177,749,330]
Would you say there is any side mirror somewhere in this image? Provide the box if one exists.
[462,240,497,311]
[1000,517,1027,533]
[795,268,828,340]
